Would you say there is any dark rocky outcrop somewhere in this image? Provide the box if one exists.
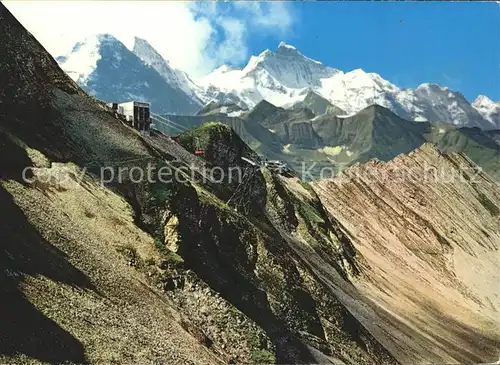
[291,90,345,117]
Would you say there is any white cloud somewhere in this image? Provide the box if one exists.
[234,1,294,34]
[3,0,295,77]
[213,17,248,65]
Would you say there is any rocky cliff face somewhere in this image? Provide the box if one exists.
[245,100,322,148]
[132,36,204,107]
[0,4,399,364]
[145,123,398,364]
[314,144,500,364]
[291,90,346,117]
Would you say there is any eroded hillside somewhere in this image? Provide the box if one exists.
[314,144,500,364]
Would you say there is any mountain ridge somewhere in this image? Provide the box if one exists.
[198,43,497,129]
[314,143,500,363]
[132,36,204,106]
[155,99,500,181]
[57,33,201,114]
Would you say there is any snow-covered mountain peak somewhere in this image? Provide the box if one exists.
[273,42,323,66]
[277,41,297,50]
[241,42,337,89]
[345,68,383,82]
[348,68,366,75]
[472,94,500,128]
[473,94,496,107]
[342,69,398,92]
[132,37,203,104]
[133,37,170,66]
[318,69,400,111]
[243,53,268,74]
[215,65,241,74]
[57,33,122,85]
[414,83,463,104]
[57,33,203,114]
[416,82,449,92]
[275,41,321,62]
[258,49,273,57]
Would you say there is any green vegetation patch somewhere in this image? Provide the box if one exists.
[151,181,173,203]
[162,249,184,265]
[179,122,231,151]
[251,348,276,364]
[298,200,325,224]
[193,184,231,211]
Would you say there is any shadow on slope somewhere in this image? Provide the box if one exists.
[362,293,500,364]
[166,183,322,364]
[436,127,500,181]
[0,186,94,363]
[146,123,397,363]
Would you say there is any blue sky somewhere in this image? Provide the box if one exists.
[223,1,500,102]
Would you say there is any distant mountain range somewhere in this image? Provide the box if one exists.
[57,34,499,130]
[196,42,498,130]
[155,97,500,181]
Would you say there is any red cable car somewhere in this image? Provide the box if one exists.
[171,135,204,156]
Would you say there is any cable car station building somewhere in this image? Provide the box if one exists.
[109,101,152,132]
